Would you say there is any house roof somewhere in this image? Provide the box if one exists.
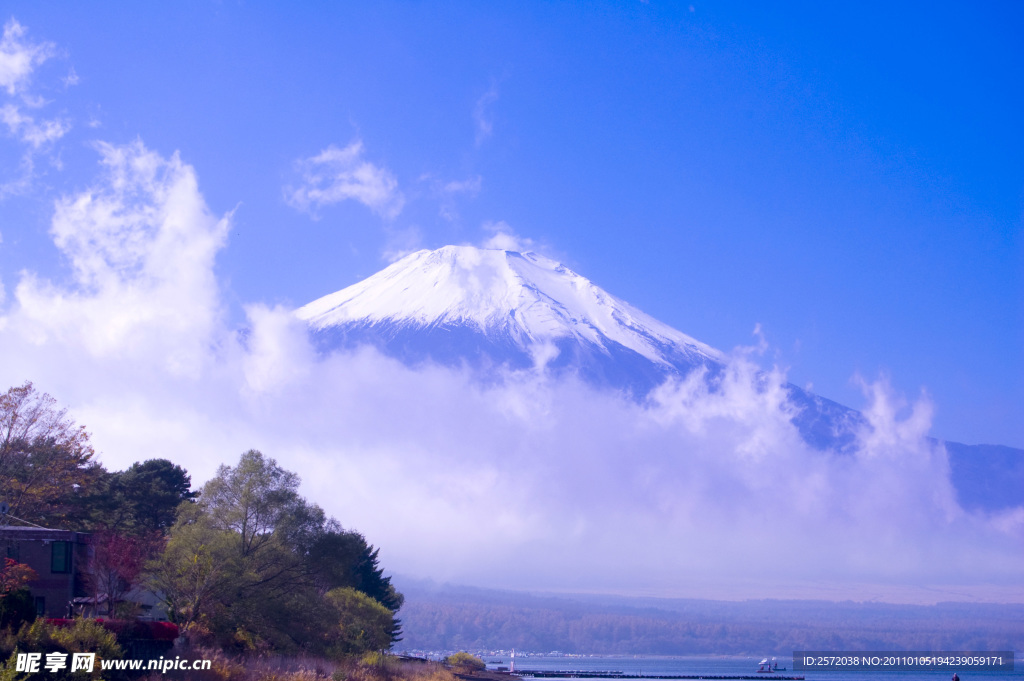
[0,526,87,542]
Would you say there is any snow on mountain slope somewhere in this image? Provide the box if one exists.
[297,245,723,371]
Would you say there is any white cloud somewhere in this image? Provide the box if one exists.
[0,143,1019,604]
[285,140,404,220]
[481,220,534,252]
[1,103,70,148]
[212,345,1019,603]
[442,176,482,196]
[8,139,231,374]
[473,82,499,146]
[240,304,315,394]
[0,19,55,96]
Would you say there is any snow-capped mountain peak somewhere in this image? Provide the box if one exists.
[296,245,722,368]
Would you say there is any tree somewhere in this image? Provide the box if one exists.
[309,529,404,611]
[149,504,237,633]
[202,450,324,557]
[324,587,395,658]
[0,383,103,528]
[93,459,197,535]
[308,530,403,645]
[90,530,163,617]
[200,450,326,621]
[153,450,404,655]
[0,558,36,595]
[0,558,38,630]
[154,451,327,651]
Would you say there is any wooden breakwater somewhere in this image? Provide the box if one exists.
[508,672,804,680]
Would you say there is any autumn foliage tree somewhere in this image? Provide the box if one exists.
[0,558,38,629]
[0,382,102,528]
[90,530,163,617]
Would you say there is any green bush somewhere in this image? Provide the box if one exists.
[359,651,399,671]
[325,589,395,659]
[49,619,124,659]
[444,653,485,672]
[0,619,124,680]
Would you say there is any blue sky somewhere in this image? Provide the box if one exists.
[0,2,1021,602]
[1,2,1020,448]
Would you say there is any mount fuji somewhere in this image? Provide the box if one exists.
[296,245,1022,513]
[298,246,722,389]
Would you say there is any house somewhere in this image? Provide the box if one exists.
[0,526,91,618]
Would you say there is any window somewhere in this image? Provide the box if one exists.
[5,544,17,561]
[51,541,71,573]
[34,597,45,617]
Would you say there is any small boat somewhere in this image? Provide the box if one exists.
[757,658,787,673]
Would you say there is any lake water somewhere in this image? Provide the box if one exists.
[484,653,1021,681]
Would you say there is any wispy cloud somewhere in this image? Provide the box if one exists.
[0,18,73,198]
[285,140,404,220]
[420,173,482,222]
[442,175,482,196]
[1,103,70,148]
[481,220,534,252]
[382,224,424,263]
[473,81,499,146]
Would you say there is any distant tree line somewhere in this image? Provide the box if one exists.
[0,382,402,659]
[398,594,1024,654]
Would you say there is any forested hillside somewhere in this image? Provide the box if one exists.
[397,582,1024,654]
